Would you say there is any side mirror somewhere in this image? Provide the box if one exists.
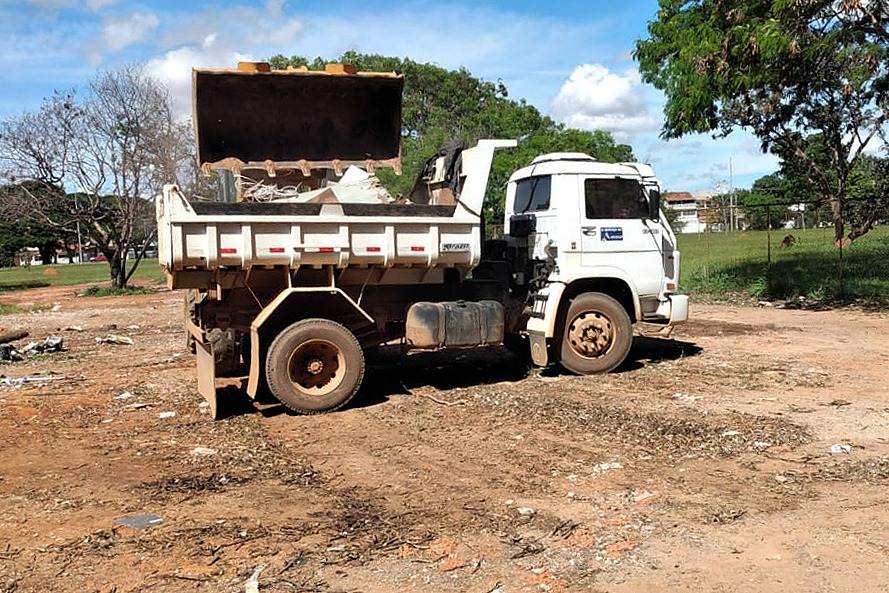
[648,188,661,221]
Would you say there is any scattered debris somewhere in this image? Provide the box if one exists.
[114,514,165,530]
[114,391,134,400]
[1,373,82,387]
[122,402,151,410]
[23,336,65,355]
[419,392,466,406]
[63,325,84,332]
[96,335,134,345]
[673,392,704,402]
[632,489,660,504]
[830,443,853,455]
[243,564,266,593]
[0,345,22,361]
[516,507,535,517]
[191,446,217,456]
[159,411,176,419]
[721,430,741,437]
[593,462,623,474]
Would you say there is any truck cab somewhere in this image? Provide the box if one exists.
[502,152,688,372]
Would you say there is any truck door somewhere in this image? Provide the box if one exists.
[579,177,664,297]
[511,174,557,260]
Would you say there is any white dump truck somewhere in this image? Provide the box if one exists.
[156,62,688,418]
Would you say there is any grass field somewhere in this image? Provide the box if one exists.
[678,225,889,305]
[0,228,887,309]
[0,260,165,294]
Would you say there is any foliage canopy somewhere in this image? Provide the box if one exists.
[635,0,889,243]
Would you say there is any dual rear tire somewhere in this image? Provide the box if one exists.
[265,319,365,414]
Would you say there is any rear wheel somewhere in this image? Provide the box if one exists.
[265,319,364,414]
[558,292,632,374]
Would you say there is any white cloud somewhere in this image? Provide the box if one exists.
[12,0,76,8]
[100,12,159,52]
[549,64,659,141]
[145,45,254,119]
[86,0,120,11]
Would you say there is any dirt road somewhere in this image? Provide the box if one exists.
[0,285,888,593]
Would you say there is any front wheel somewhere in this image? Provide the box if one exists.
[265,319,365,414]
[558,292,632,374]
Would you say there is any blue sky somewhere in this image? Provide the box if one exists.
[0,0,780,193]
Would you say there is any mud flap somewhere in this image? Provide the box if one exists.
[195,339,220,420]
[529,331,548,367]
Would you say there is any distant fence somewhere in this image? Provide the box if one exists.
[676,198,889,302]
[482,198,889,303]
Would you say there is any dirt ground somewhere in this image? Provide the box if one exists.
[1,284,888,593]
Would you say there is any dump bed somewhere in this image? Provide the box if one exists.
[157,140,514,288]
[157,186,486,288]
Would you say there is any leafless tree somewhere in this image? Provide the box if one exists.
[0,65,193,287]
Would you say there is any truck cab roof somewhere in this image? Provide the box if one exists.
[510,154,654,183]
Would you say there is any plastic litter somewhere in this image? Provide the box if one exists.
[593,462,623,474]
[1,374,80,387]
[0,344,22,361]
[191,446,218,456]
[244,564,266,593]
[830,443,852,454]
[114,513,164,529]
[158,411,176,419]
[24,336,64,355]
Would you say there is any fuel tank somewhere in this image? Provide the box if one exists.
[405,300,505,349]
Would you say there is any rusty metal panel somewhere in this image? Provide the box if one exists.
[193,67,404,174]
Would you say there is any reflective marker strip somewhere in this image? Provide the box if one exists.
[366,247,381,253]
[410,246,425,252]
[269,247,285,253]
[220,248,237,254]
[319,247,335,253]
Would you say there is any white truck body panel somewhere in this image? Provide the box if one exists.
[157,140,516,287]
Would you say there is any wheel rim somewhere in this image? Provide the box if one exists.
[567,311,615,359]
[287,339,345,396]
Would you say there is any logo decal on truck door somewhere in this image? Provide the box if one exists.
[601,227,623,241]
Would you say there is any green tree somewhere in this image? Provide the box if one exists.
[268,52,634,222]
[737,174,793,230]
[635,0,889,244]
[0,181,71,266]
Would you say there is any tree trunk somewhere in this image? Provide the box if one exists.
[829,194,845,246]
[38,244,56,265]
[109,253,127,289]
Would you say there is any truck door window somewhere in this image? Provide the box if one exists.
[584,178,649,219]
[513,175,552,213]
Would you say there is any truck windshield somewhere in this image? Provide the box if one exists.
[513,175,552,213]
[584,178,649,219]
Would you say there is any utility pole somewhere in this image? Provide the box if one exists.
[729,157,735,232]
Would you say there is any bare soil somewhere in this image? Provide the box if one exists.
[1,285,888,593]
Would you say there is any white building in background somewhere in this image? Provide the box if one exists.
[664,191,712,234]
